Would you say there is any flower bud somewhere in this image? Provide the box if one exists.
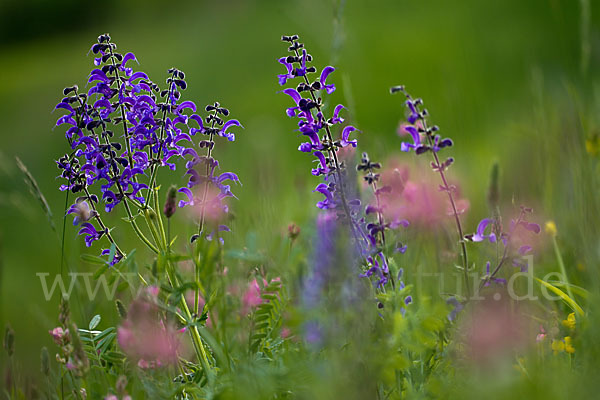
[116,299,128,319]
[545,220,557,237]
[163,185,177,218]
[116,375,128,394]
[287,223,300,241]
[3,325,14,357]
[59,296,70,326]
[41,347,50,376]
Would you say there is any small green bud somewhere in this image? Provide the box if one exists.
[59,296,70,326]
[3,325,14,357]
[41,347,50,376]
[116,299,128,319]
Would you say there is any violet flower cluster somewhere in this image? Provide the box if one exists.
[391,86,540,303]
[277,35,409,293]
[277,35,358,214]
[391,86,471,296]
[469,206,541,289]
[356,152,410,289]
[54,34,241,263]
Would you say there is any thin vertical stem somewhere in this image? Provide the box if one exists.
[421,119,471,298]
[108,43,135,169]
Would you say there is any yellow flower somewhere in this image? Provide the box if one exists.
[562,312,576,330]
[586,135,600,156]
[545,221,557,237]
[564,336,575,354]
[552,339,565,354]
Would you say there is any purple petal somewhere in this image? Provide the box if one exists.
[177,101,197,113]
[129,71,148,82]
[178,187,194,208]
[121,52,137,66]
[319,66,335,85]
[518,245,532,255]
[217,172,240,184]
[282,88,301,105]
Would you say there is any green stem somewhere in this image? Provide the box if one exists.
[122,198,158,254]
[552,236,574,300]
[108,43,135,169]
[153,187,168,248]
[82,187,125,257]
[165,262,214,382]
[423,124,471,298]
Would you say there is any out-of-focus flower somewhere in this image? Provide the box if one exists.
[564,336,575,354]
[378,159,469,229]
[49,327,69,346]
[545,220,557,237]
[288,223,301,241]
[551,337,576,355]
[585,134,600,156]
[281,327,292,339]
[562,312,576,330]
[117,298,183,367]
[471,219,497,243]
[67,199,97,225]
[536,325,546,342]
[446,297,464,322]
[460,297,529,365]
[242,277,281,315]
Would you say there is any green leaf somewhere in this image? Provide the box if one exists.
[254,314,269,322]
[121,212,141,223]
[101,350,126,363]
[535,278,584,316]
[88,315,101,330]
[547,281,589,299]
[168,253,192,262]
[254,322,269,331]
[251,333,267,341]
[81,254,107,265]
[93,327,116,342]
[95,332,116,354]
[93,263,110,279]
[107,243,116,265]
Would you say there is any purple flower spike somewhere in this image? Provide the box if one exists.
[472,218,497,243]
[319,66,336,94]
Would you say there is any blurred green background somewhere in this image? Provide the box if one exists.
[1,0,599,395]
